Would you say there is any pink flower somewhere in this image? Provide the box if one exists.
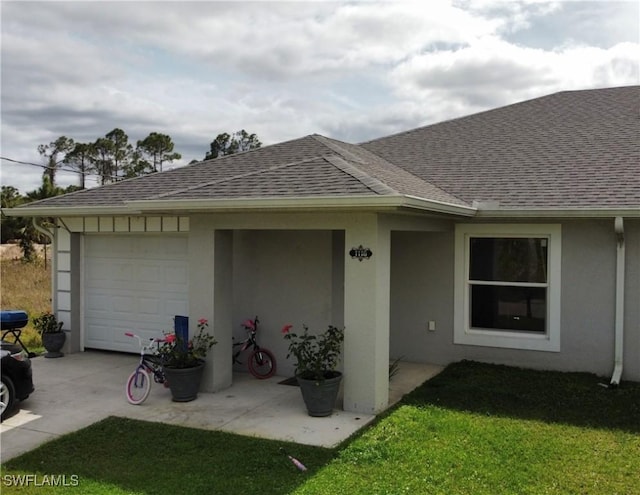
[165,334,176,343]
[282,324,293,334]
[243,319,256,330]
[198,318,208,326]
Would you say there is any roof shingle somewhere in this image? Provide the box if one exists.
[361,86,640,209]
[17,86,639,214]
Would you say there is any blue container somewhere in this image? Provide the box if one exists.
[174,315,189,352]
[1,310,29,330]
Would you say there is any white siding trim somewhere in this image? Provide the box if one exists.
[59,216,190,233]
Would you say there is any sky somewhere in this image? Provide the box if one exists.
[1,0,638,194]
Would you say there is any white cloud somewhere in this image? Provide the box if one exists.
[1,0,638,194]
[389,35,639,122]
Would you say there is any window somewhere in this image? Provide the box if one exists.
[454,224,561,352]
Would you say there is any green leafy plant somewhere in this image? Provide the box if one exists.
[282,324,344,381]
[158,318,217,369]
[389,356,403,380]
[32,312,63,334]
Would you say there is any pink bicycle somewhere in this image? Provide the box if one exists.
[124,332,169,405]
[233,317,276,379]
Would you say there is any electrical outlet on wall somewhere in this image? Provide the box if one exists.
[428,321,436,331]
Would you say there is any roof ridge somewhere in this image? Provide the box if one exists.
[360,86,640,146]
[150,157,321,199]
[312,134,470,204]
[320,135,471,204]
[324,155,398,195]
[310,134,366,164]
[197,134,324,165]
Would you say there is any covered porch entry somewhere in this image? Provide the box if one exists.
[192,211,451,415]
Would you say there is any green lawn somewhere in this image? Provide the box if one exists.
[2,361,639,495]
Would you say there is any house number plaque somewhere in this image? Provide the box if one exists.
[349,245,373,261]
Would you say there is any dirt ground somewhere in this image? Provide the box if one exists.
[0,244,48,260]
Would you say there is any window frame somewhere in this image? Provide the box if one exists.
[454,224,561,352]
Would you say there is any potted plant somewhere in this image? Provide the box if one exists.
[33,312,65,358]
[157,318,217,402]
[282,324,344,417]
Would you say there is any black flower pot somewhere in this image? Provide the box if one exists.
[42,332,66,358]
[296,372,342,417]
[163,361,206,402]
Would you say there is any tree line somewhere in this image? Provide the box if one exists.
[38,129,182,189]
[1,129,262,250]
[34,128,262,189]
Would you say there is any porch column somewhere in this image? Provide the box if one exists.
[343,214,390,414]
[189,227,233,392]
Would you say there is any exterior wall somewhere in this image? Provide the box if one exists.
[52,213,638,392]
[232,229,337,378]
[391,219,640,382]
[390,230,454,363]
[559,220,616,375]
[624,219,640,381]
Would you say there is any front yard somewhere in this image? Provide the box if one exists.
[2,361,639,494]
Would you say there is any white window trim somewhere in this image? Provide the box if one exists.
[454,224,561,352]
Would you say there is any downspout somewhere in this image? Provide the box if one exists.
[610,217,625,386]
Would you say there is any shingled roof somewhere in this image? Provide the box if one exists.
[362,85,639,210]
[17,133,469,214]
[12,85,639,217]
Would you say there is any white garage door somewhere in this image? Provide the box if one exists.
[84,235,189,353]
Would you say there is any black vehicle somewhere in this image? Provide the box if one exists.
[1,340,34,421]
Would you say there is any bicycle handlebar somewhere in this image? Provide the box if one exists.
[125,332,168,349]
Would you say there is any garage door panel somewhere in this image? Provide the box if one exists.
[135,261,187,286]
[86,261,134,285]
[111,295,138,314]
[87,322,163,353]
[85,235,188,353]
[138,297,161,315]
[163,299,189,318]
[165,265,188,284]
[136,263,162,283]
[86,237,134,258]
[162,236,190,255]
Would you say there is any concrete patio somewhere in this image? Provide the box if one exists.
[1,351,442,462]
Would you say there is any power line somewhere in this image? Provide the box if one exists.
[0,156,48,168]
[1,155,120,180]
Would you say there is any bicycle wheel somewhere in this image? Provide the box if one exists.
[125,368,151,405]
[248,348,276,379]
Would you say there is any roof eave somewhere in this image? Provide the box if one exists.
[2,205,140,217]
[6,201,637,220]
[2,196,474,218]
[475,207,640,218]
[127,195,478,217]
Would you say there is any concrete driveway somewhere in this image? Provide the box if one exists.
[1,351,442,462]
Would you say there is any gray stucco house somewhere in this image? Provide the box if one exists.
[7,85,639,414]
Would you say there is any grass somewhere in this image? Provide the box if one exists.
[0,258,51,350]
[297,362,640,495]
[1,417,336,494]
[2,361,639,495]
